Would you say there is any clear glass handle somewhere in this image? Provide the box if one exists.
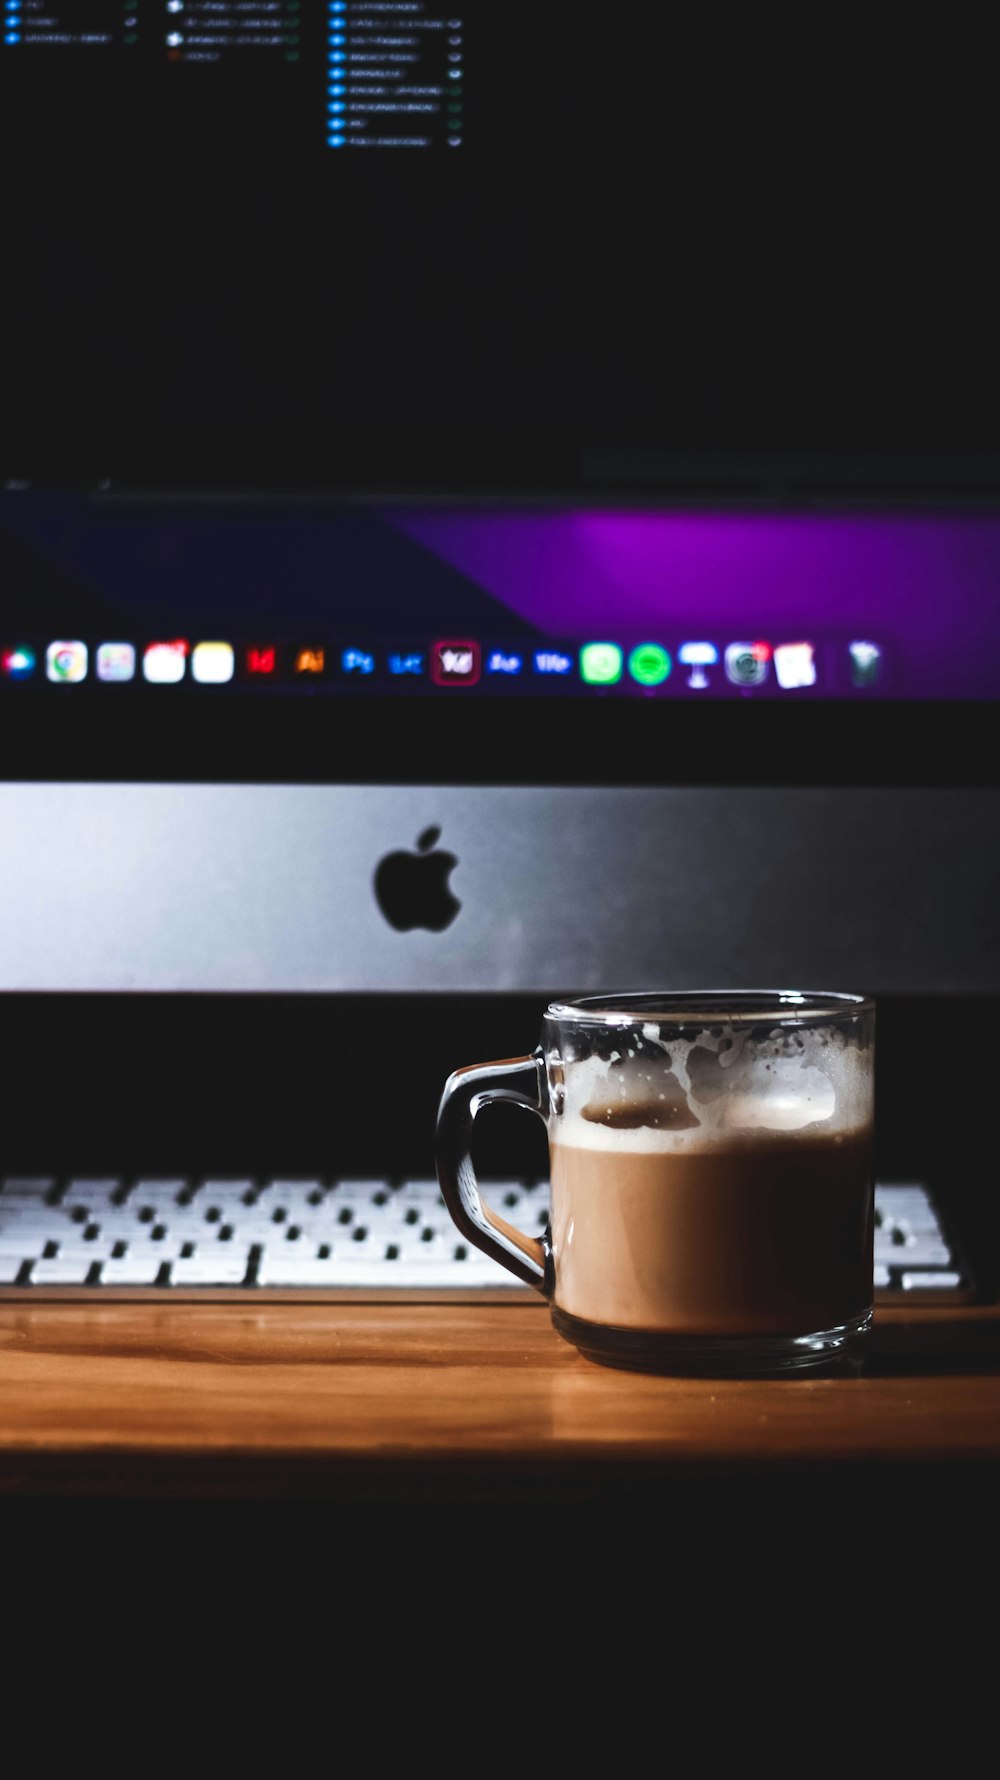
[435,1050,549,1291]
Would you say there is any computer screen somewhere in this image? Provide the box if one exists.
[4,491,1000,704]
[2,4,999,498]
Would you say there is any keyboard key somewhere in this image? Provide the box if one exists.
[395,1179,446,1202]
[99,1250,168,1285]
[0,1219,51,1244]
[901,1270,964,1291]
[0,1255,26,1283]
[53,1236,121,1260]
[62,1178,124,1202]
[256,1255,519,1289]
[256,1180,326,1208]
[129,1178,192,1202]
[255,1256,349,1287]
[395,1235,459,1262]
[0,1236,44,1259]
[169,1252,251,1285]
[30,1255,95,1284]
[875,1234,952,1266]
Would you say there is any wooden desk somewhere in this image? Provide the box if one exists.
[3,1296,1000,1502]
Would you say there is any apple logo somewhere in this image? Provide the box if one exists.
[373,826,461,932]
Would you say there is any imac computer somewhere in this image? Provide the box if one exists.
[1,7,998,1291]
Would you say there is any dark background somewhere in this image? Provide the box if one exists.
[3,6,1000,495]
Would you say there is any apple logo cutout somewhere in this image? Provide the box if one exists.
[373,826,461,932]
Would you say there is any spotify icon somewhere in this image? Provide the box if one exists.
[628,643,672,686]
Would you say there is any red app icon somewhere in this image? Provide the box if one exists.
[431,639,481,685]
[246,646,277,676]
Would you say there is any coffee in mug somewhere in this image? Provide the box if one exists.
[435,990,875,1375]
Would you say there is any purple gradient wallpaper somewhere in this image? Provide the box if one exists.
[389,508,1000,698]
[2,494,1000,698]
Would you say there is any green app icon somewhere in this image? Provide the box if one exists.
[580,642,623,685]
[628,642,672,686]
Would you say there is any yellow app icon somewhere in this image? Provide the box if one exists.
[192,641,235,684]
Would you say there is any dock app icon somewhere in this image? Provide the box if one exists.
[431,640,481,685]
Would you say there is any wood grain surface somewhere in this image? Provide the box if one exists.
[3,1296,1000,1499]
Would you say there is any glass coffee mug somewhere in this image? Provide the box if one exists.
[436,990,876,1375]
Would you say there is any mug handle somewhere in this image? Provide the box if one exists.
[435,1050,550,1291]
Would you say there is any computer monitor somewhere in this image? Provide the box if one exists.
[1,9,998,1233]
[1,489,998,997]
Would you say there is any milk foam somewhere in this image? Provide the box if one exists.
[550,1021,872,1152]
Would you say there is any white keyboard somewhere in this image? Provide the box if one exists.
[0,1174,976,1301]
